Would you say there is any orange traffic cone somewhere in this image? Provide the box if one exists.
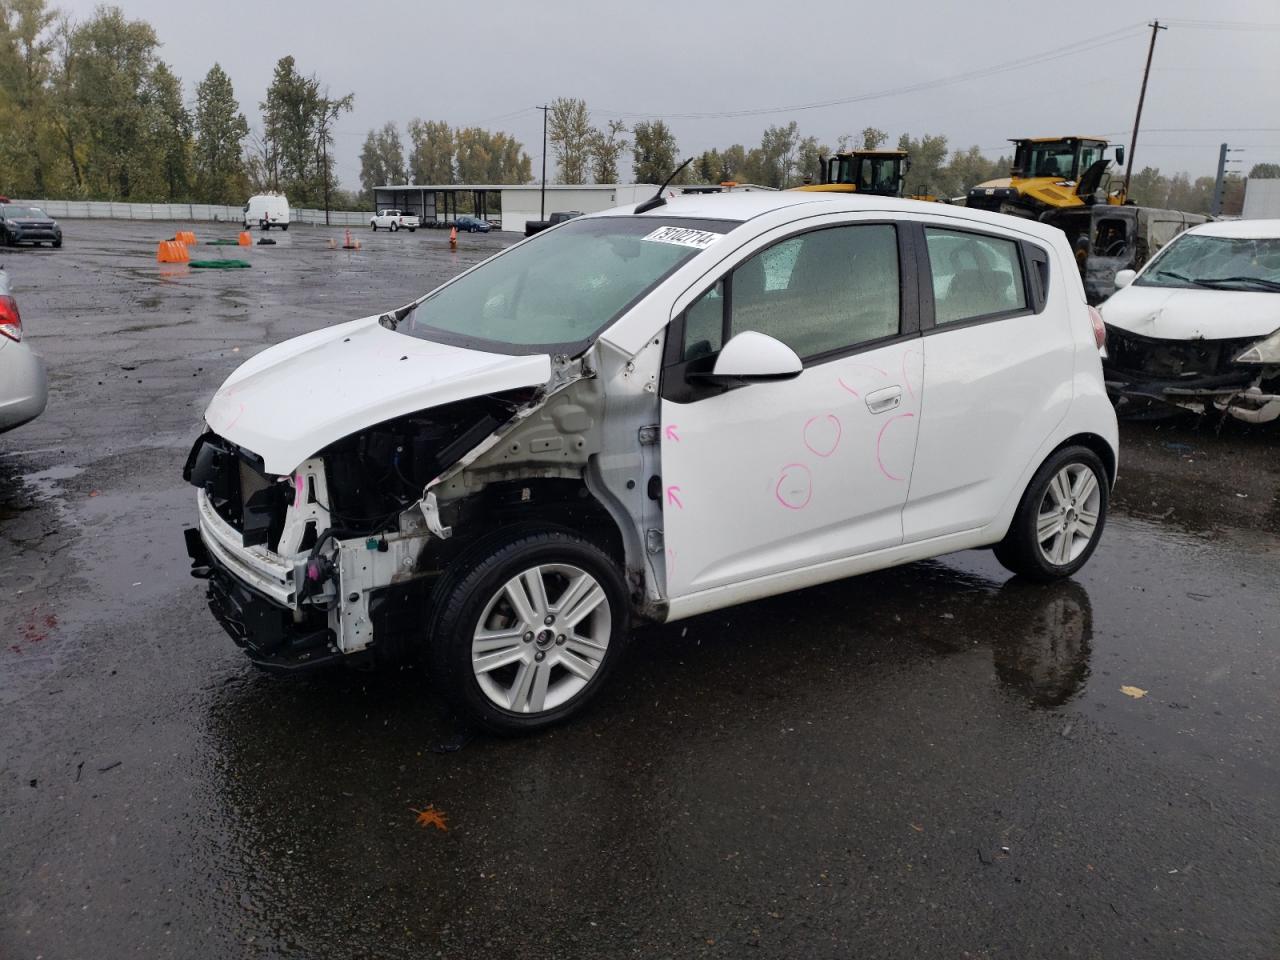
[237,231,252,246]
[449,225,458,250]
[176,230,197,245]
[156,239,189,263]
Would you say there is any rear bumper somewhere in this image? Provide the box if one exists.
[0,342,48,433]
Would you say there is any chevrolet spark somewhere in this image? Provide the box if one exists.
[185,191,1117,733]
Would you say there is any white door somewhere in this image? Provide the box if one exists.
[904,222,1075,541]
[659,221,924,599]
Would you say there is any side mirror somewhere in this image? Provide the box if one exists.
[1115,146,1125,167]
[704,331,803,383]
[1114,269,1136,289]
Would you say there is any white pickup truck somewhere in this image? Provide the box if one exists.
[370,209,420,232]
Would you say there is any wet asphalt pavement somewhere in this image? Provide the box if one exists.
[2,220,1278,959]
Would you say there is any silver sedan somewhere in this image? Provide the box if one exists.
[0,268,48,433]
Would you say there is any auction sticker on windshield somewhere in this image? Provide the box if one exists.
[642,226,723,250]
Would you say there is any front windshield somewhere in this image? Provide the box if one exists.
[2,206,45,219]
[1137,234,1280,292]
[1024,141,1077,180]
[401,216,740,353]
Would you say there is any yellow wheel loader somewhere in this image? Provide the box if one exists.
[966,136,1126,218]
[793,150,914,198]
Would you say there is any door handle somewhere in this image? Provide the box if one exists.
[865,385,903,415]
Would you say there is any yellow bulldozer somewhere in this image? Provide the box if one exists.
[966,136,1126,219]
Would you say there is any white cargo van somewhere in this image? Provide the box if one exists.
[244,194,290,231]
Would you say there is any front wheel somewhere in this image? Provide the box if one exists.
[427,530,630,735]
[371,222,377,231]
[52,237,62,248]
[994,445,1108,582]
[390,221,399,232]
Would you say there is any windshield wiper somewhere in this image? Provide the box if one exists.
[1151,270,1213,287]
[1194,275,1280,292]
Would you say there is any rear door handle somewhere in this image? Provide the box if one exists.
[865,385,903,414]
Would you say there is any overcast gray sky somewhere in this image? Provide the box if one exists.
[57,0,1280,189]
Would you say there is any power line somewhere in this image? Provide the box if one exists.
[594,23,1148,121]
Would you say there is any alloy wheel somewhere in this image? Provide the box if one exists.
[471,563,612,714]
[1036,463,1102,566]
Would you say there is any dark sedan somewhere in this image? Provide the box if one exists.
[1,204,63,247]
[454,215,492,233]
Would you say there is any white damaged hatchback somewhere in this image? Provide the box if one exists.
[185,191,1118,733]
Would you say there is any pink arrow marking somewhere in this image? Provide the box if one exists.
[665,424,680,442]
[875,412,915,482]
[666,485,683,509]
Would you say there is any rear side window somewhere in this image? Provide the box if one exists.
[727,223,900,358]
[925,228,1027,325]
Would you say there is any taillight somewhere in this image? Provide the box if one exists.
[0,295,20,342]
[1088,305,1106,351]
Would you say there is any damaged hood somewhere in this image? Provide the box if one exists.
[205,316,551,474]
[1101,285,1280,341]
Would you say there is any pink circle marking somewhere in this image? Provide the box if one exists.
[803,414,842,458]
[875,412,915,481]
[774,463,813,510]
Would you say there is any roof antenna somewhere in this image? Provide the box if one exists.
[634,157,695,215]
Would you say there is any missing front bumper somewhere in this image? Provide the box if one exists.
[1105,376,1280,423]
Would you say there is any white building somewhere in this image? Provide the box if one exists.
[372,183,657,234]
[1242,179,1280,219]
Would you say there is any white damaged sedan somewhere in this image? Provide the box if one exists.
[1101,219,1280,423]
[185,190,1117,733]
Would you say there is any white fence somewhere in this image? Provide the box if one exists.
[10,198,371,227]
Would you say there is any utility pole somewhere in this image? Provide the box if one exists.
[537,105,550,220]
[1123,19,1166,200]
[1211,142,1244,216]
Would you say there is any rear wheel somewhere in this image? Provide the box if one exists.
[427,530,630,735]
[994,445,1108,582]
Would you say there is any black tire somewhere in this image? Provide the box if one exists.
[260,222,269,231]
[408,227,416,232]
[52,238,62,248]
[370,222,377,231]
[427,529,630,735]
[391,221,399,232]
[281,224,288,231]
[994,445,1109,582]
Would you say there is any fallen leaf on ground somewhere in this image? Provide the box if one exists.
[410,805,449,831]
[1120,685,1148,699]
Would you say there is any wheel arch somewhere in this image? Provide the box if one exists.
[1053,431,1117,487]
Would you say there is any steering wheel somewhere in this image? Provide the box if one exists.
[1103,240,1128,257]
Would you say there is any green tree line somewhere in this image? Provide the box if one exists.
[358,121,532,202]
[0,0,366,208]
